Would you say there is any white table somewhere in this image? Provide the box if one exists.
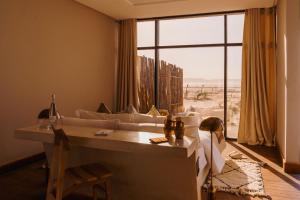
[15,125,203,200]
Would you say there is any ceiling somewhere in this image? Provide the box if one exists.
[74,0,276,20]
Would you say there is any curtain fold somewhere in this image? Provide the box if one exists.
[116,19,138,112]
[238,8,276,146]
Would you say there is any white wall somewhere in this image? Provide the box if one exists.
[0,0,118,166]
[277,0,300,165]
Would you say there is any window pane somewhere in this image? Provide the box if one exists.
[137,50,155,113]
[159,48,224,121]
[138,50,155,59]
[227,14,245,43]
[137,21,155,47]
[159,16,224,46]
[227,46,242,138]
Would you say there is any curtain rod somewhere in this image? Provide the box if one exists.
[137,9,245,21]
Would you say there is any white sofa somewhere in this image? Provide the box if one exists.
[75,109,202,126]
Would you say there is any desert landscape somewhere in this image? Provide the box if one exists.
[183,78,241,138]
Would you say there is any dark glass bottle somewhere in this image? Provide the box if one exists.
[175,117,184,139]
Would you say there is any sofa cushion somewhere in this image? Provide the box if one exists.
[133,113,166,124]
[105,113,134,123]
[76,109,107,120]
[119,123,164,133]
[62,117,119,129]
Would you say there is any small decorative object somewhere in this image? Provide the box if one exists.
[95,130,114,136]
[174,117,184,139]
[37,108,50,129]
[97,102,112,114]
[199,117,224,200]
[163,115,175,139]
[146,105,161,117]
[149,137,169,144]
[159,109,169,116]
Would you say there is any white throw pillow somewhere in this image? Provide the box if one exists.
[198,130,225,174]
[62,117,120,129]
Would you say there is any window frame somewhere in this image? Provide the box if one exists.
[137,10,245,139]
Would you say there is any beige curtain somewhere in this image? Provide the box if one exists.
[238,8,276,146]
[116,19,138,112]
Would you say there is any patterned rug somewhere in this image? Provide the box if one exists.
[205,158,272,199]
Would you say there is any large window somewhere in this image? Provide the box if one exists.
[137,13,244,139]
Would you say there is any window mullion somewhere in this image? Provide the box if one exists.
[224,14,228,138]
[154,20,159,108]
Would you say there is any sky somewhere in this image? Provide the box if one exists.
[137,14,244,80]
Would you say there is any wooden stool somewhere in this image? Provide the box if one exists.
[46,126,112,200]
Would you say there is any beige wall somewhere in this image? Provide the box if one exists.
[0,0,118,166]
[276,0,300,164]
[285,0,300,164]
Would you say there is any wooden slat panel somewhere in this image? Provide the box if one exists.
[137,56,183,113]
